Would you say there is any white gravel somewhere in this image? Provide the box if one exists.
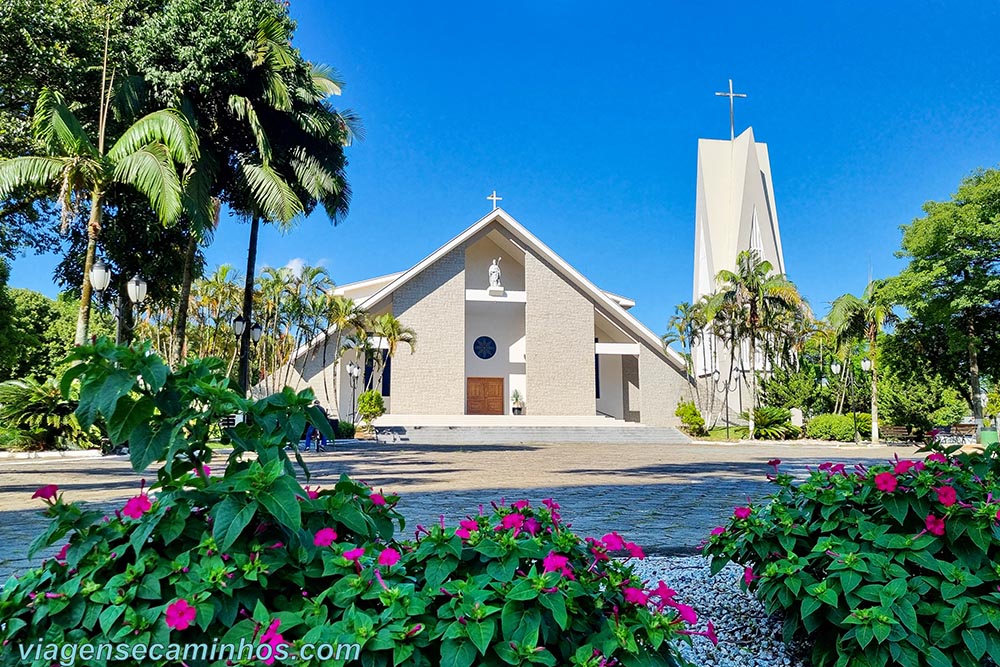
[627,556,809,667]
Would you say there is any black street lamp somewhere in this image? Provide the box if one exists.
[832,358,872,443]
[233,317,263,395]
[713,368,741,441]
[88,262,147,344]
[347,360,361,424]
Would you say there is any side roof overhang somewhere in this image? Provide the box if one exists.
[294,208,687,372]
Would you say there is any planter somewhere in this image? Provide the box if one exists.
[512,406,523,415]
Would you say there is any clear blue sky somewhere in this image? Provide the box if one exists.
[9,1,1000,332]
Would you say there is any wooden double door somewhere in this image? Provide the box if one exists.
[467,377,505,415]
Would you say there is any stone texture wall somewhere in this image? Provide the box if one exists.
[388,246,466,414]
[638,344,690,427]
[524,252,595,415]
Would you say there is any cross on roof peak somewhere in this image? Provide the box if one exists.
[714,78,747,141]
[487,190,502,211]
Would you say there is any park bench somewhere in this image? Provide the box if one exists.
[935,424,977,445]
[882,425,919,443]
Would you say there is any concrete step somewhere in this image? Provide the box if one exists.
[374,414,646,428]
[368,425,691,445]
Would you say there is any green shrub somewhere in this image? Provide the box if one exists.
[335,420,356,439]
[675,400,707,436]
[736,406,798,440]
[0,340,706,666]
[357,389,385,427]
[805,413,871,441]
[704,443,1000,667]
[0,377,103,450]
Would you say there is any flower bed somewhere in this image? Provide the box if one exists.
[704,448,1000,667]
[0,341,712,667]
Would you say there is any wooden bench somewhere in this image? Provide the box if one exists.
[948,423,977,444]
[882,425,919,443]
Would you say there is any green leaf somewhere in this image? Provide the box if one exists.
[539,590,568,630]
[224,503,257,551]
[258,474,302,530]
[963,629,987,659]
[506,578,538,601]
[440,639,476,667]
[107,395,155,444]
[884,495,909,525]
[128,423,171,471]
[926,647,952,667]
[840,570,862,594]
[466,619,495,656]
[800,596,822,620]
[99,605,125,634]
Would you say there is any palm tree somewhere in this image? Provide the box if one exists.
[828,279,899,444]
[0,88,198,345]
[370,313,416,393]
[710,249,803,436]
[316,295,366,406]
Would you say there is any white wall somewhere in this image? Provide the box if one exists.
[465,301,526,414]
[596,353,624,419]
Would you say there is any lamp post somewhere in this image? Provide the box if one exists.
[347,360,361,424]
[712,368,739,441]
[88,262,147,344]
[832,358,871,444]
[233,317,263,395]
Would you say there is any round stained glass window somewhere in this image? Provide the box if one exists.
[473,336,497,360]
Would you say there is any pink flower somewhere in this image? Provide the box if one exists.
[455,528,471,539]
[710,526,725,536]
[313,528,337,547]
[830,463,846,474]
[667,600,698,624]
[935,486,958,507]
[343,547,364,561]
[55,544,69,562]
[602,532,626,550]
[165,599,196,631]
[460,519,479,532]
[625,542,645,559]
[500,513,525,531]
[122,494,152,519]
[623,587,649,605]
[196,465,211,477]
[523,517,541,536]
[304,486,320,500]
[32,485,59,501]
[378,548,400,566]
[925,513,946,536]
[370,493,386,506]
[744,566,756,585]
[543,551,570,574]
[926,453,948,464]
[733,507,752,520]
[767,458,781,467]
[542,498,560,510]
[512,499,530,510]
[704,621,719,646]
[259,619,285,666]
[893,460,915,475]
[874,472,898,493]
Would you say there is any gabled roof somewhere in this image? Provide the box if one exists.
[295,208,686,370]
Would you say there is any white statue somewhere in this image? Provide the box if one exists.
[488,258,502,288]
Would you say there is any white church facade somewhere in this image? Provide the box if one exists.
[285,208,692,427]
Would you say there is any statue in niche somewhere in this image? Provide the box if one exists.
[488,258,502,288]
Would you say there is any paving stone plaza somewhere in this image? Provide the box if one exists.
[0,440,921,582]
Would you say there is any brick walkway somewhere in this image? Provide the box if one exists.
[0,441,921,581]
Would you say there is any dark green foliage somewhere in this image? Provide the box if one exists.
[759,363,836,418]
[879,333,970,430]
[357,389,385,427]
[0,289,114,381]
[0,376,101,450]
[704,443,1000,667]
[805,413,872,441]
[736,407,799,440]
[0,341,699,666]
[675,400,707,436]
[335,420,356,439]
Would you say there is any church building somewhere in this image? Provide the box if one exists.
[285,207,692,427]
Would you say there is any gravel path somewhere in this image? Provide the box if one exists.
[630,556,809,667]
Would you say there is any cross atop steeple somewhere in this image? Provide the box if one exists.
[714,78,747,141]
[487,190,502,211]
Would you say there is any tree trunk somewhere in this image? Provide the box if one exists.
[968,316,982,421]
[870,348,880,445]
[170,230,197,367]
[75,193,104,346]
[238,216,260,396]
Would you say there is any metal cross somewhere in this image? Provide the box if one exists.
[487,190,502,210]
[715,78,747,141]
